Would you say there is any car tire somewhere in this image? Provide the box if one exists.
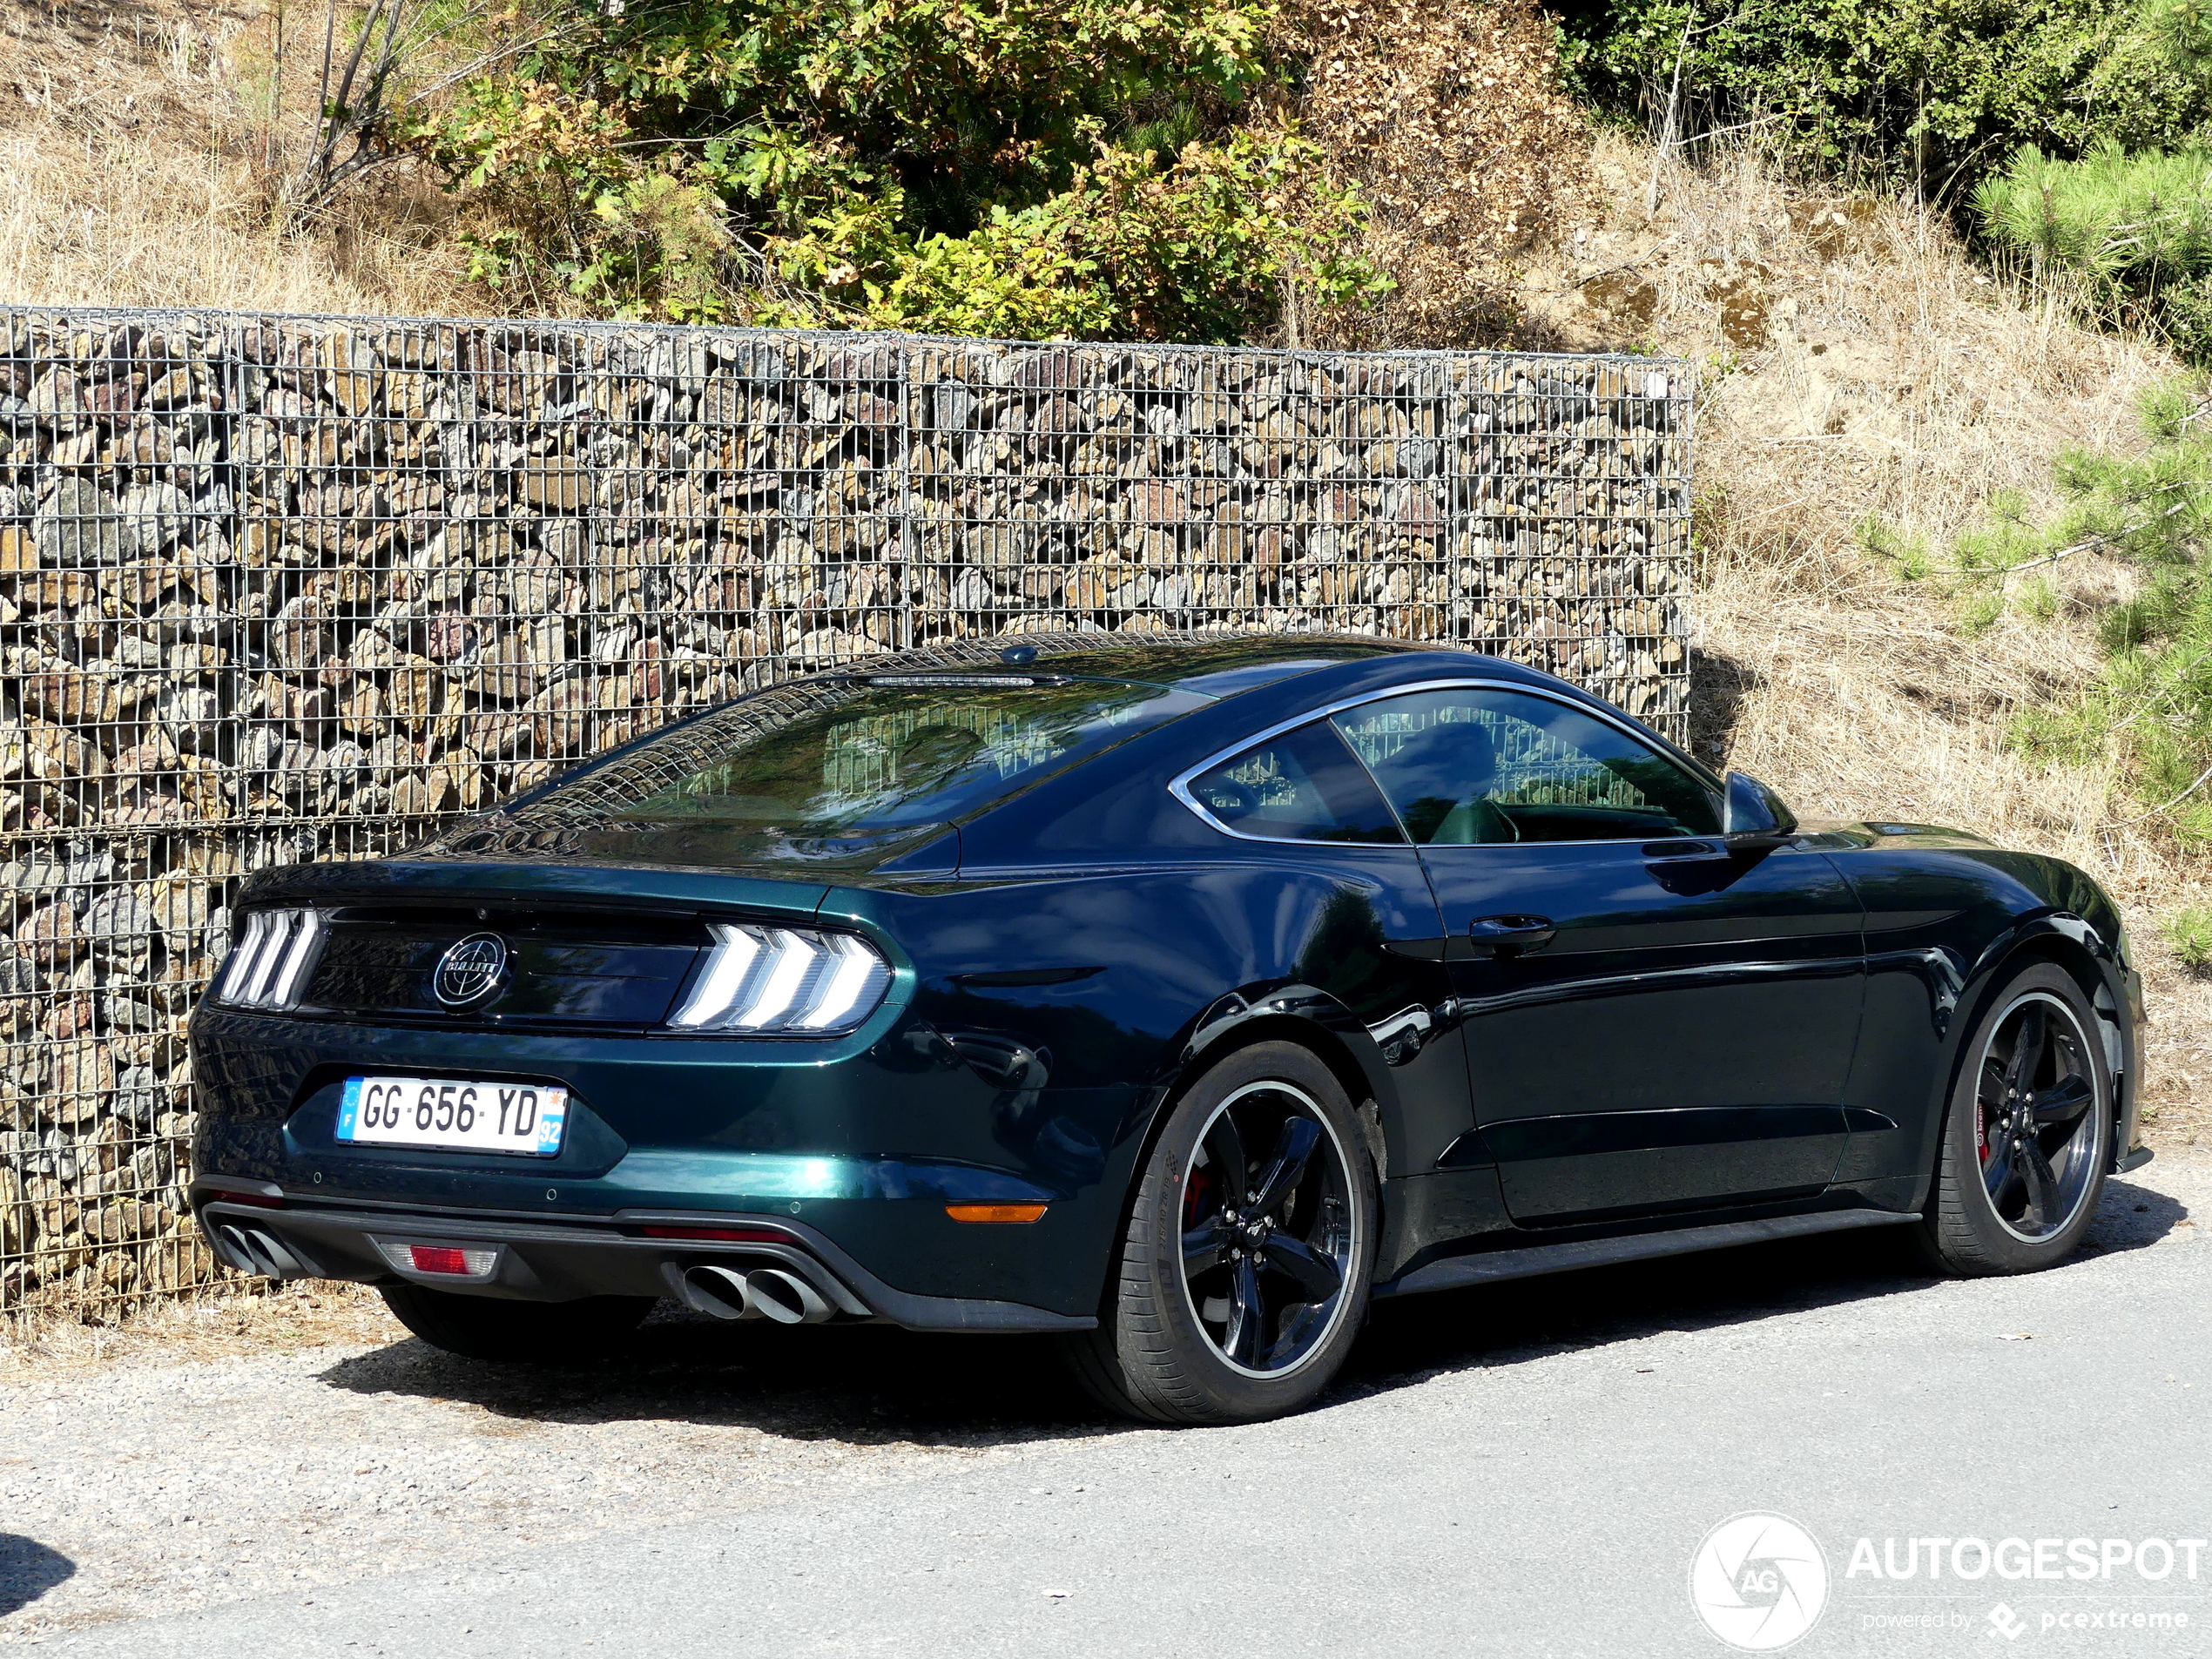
[378,1285,657,1365]
[1915,962,2112,1276]
[1063,1041,1377,1426]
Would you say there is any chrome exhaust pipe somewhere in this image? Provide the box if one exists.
[212,1224,259,1274]
[744,1267,833,1325]
[218,1224,301,1279]
[679,1264,765,1322]
[675,1264,835,1325]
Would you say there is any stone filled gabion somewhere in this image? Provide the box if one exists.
[0,305,1693,1318]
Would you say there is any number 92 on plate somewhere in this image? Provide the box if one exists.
[337,1076,569,1157]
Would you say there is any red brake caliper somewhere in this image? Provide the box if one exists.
[1184,1163,1212,1230]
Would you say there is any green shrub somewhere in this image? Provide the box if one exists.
[1566,0,2212,195]
[1973,142,2212,356]
[1963,379,2212,840]
[410,0,1385,334]
[2164,905,2212,967]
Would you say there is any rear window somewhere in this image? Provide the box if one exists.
[508,674,1211,846]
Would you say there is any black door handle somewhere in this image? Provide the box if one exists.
[1467,914,1557,955]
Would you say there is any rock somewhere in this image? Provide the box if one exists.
[0,1168,30,1259]
[519,462,588,511]
[14,901,83,971]
[84,887,155,965]
[33,477,125,567]
[121,481,193,554]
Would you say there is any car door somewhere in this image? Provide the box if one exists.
[1332,685,1865,1224]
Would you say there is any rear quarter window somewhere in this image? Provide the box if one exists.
[1182,722,1407,844]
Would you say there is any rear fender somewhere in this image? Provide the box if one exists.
[1168,979,1401,1151]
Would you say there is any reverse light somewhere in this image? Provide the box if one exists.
[212,907,328,1011]
[668,924,893,1035]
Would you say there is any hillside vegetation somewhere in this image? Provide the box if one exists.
[6,0,2212,1142]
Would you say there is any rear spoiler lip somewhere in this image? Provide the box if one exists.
[234,858,833,922]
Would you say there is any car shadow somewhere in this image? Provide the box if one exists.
[1343,1173,2190,1393]
[314,1174,2192,1442]
[316,1316,1112,1447]
[2075,1172,2193,1257]
[0,1535,76,1619]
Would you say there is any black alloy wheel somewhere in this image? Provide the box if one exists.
[1919,963,2111,1275]
[1063,1041,1376,1425]
[1974,993,2102,1240]
[1177,1082,1359,1377]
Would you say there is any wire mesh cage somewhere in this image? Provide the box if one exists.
[0,304,1693,1320]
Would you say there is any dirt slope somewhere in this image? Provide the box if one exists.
[0,0,469,314]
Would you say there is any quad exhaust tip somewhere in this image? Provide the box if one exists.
[679,1264,834,1325]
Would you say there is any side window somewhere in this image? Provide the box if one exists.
[1183,721,1406,844]
[1334,688,1719,845]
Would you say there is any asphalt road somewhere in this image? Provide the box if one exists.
[10,1152,2212,1658]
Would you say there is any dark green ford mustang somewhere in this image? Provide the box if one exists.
[190,633,2148,1424]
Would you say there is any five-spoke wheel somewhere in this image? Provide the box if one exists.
[1973,992,2102,1241]
[1064,1041,1376,1424]
[1920,963,2111,1274]
[1178,1082,1358,1378]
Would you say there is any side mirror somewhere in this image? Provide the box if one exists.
[1723,772,1799,846]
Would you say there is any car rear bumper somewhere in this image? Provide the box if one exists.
[192,1186,1096,1333]
[189,1005,1150,1319]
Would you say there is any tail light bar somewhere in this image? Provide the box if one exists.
[211,908,328,1010]
[668,924,893,1035]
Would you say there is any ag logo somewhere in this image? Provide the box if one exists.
[433,933,509,1008]
[1689,1512,1829,1651]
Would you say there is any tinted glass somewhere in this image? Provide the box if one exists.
[495,675,1211,858]
[1334,688,1719,844]
[1185,721,1406,844]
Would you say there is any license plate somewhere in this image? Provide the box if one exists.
[336,1076,568,1157]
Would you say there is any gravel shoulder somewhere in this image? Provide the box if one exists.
[0,1298,1116,1642]
[5,1152,2210,1651]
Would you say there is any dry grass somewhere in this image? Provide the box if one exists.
[0,1281,400,1379]
[1516,134,2212,1145]
[0,0,477,316]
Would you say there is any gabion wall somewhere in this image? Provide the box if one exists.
[0,305,1693,1319]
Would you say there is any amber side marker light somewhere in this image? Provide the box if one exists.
[946,1203,1048,1224]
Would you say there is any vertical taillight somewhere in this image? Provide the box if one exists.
[668,924,893,1034]
[212,908,328,1011]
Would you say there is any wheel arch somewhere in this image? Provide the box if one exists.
[1084,1002,1391,1316]
[1177,1015,1381,1148]
[1935,918,2131,1184]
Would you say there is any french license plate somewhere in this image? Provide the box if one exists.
[336,1076,569,1157]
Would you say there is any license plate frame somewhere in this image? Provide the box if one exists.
[336,1076,569,1158]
